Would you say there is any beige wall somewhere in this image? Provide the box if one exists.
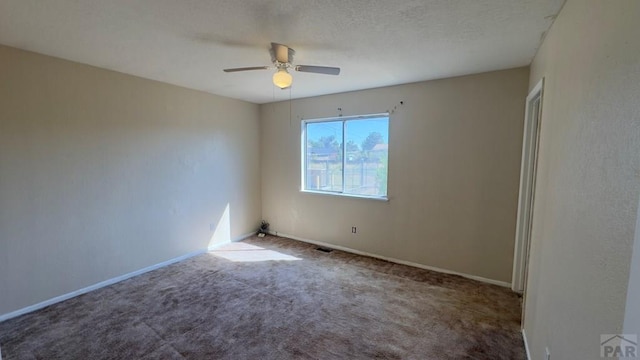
[260,68,529,284]
[625,196,640,335]
[0,45,261,316]
[524,1,640,359]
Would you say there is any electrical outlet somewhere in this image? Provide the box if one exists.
[351,226,357,233]
[545,347,550,360]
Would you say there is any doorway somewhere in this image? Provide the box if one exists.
[512,78,544,293]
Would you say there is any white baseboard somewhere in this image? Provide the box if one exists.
[0,249,210,323]
[268,230,511,288]
[235,231,257,241]
[207,231,256,251]
[522,329,531,360]
[0,231,259,323]
[0,249,207,323]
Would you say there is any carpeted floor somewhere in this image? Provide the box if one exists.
[0,235,525,359]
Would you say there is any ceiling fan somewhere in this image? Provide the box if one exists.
[223,42,340,89]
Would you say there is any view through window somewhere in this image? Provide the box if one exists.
[303,114,389,198]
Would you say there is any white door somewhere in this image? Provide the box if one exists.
[512,79,544,293]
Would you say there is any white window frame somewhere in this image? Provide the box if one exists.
[300,113,389,201]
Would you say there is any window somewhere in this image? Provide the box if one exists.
[302,114,389,199]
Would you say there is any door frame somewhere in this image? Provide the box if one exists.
[512,78,544,293]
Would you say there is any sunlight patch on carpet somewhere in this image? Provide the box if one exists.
[209,242,301,262]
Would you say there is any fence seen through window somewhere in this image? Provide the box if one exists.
[303,114,389,198]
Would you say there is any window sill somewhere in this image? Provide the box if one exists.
[300,189,389,202]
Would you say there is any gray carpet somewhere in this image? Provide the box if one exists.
[0,235,525,359]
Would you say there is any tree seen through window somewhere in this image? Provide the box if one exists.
[303,115,388,198]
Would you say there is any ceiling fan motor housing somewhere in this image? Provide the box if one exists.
[223,42,340,89]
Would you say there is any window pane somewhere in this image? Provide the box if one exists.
[305,121,343,192]
[344,117,388,197]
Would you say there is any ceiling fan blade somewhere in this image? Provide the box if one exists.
[223,66,269,72]
[295,65,341,75]
[271,42,294,63]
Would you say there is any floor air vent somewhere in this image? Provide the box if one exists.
[316,247,333,253]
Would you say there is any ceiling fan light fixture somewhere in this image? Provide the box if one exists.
[273,68,292,89]
[223,43,339,89]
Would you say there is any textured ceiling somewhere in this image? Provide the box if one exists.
[0,0,564,104]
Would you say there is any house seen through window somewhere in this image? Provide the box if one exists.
[302,114,389,199]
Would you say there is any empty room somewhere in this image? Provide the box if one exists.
[1,0,638,359]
